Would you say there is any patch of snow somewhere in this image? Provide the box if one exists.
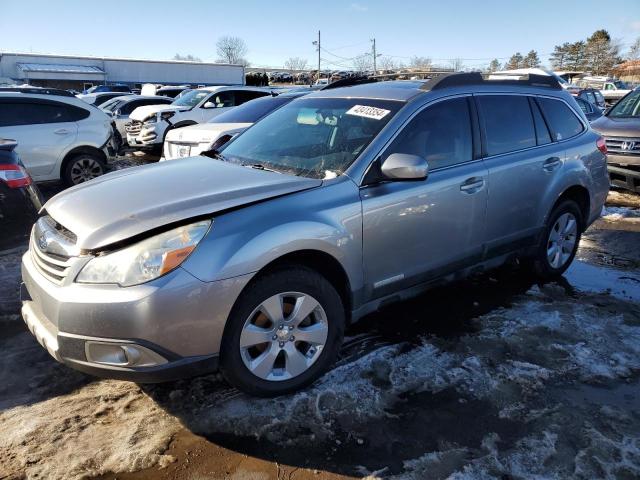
[601,205,640,221]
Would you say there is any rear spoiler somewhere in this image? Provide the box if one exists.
[0,139,18,151]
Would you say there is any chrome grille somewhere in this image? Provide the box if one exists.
[30,216,79,285]
[31,241,71,284]
[604,137,640,156]
[125,120,142,134]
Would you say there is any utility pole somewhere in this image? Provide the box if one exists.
[371,38,377,74]
[312,31,321,81]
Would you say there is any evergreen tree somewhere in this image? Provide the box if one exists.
[488,59,501,72]
[585,29,620,75]
[523,50,541,68]
[505,52,524,69]
[550,43,570,69]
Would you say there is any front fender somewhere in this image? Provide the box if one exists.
[181,178,363,293]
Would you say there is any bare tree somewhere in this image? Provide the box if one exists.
[353,54,373,72]
[449,58,465,71]
[216,36,249,66]
[173,53,202,62]
[284,57,308,71]
[378,56,405,71]
[409,56,432,70]
[628,37,640,60]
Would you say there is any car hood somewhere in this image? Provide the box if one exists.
[45,157,322,250]
[165,122,253,143]
[591,116,640,138]
[129,104,186,122]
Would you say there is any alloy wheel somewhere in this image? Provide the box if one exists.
[69,157,103,184]
[239,292,328,381]
[547,212,578,269]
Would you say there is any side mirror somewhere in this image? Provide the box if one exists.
[203,101,216,109]
[381,153,429,180]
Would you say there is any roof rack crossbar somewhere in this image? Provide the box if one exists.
[420,72,562,91]
[0,87,75,97]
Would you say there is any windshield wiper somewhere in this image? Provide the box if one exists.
[245,163,281,174]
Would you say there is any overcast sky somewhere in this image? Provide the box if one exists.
[1,0,639,69]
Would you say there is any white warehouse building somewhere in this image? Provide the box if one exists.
[0,52,245,91]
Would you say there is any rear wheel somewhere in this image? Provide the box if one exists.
[526,199,583,280]
[63,153,106,186]
[220,266,345,397]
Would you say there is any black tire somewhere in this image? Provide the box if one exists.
[62,153,106,186]
[220,266,345,397]
[526,199,583,280]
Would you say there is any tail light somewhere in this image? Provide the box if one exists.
[596,136,607,155]
[0,164,33,188]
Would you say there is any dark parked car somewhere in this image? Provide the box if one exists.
[156,86,191,98]
[567,87,606,111]
[575,97,603,122]
[0,139,43,250]
[85,84,131,94]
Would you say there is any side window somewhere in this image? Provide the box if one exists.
[478,95,536,156]
[529,98,552,145]
[585,92,596,104]
[210,92,235,108]
[575,98,591,114]
[235,90,270,105]
[383,97,473,170]
[0,100,87,126]
[0,102,24,126]
[120,100,144,115]
[537,97,584,141]
[594,91,605,106]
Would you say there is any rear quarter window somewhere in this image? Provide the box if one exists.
[537,97,584,141]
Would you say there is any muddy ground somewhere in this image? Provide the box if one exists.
[1,165,639,479]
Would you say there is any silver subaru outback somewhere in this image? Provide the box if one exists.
[21,73,609,396]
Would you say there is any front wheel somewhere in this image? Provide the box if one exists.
[526,199,583,280]
[220,266,345,397]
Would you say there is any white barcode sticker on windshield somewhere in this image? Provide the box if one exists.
[346,105,391,120]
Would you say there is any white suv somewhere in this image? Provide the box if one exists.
[125,86,271,150]
[0,88,114,185]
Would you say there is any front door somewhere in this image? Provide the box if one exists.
[360,96,488,300]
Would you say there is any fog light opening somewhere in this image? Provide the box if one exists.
[85,341,168,367]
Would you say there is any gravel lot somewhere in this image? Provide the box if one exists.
[1,160,639,479]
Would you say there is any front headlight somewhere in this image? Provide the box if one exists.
[143,114,157,124]
[76,220,211,287]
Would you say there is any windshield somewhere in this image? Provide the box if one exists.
[613,80,628,89]
[608,90,640,118]
[220,97,403,179]
[209,96,291,124]
[171,89,211,108]
[100,98,122,112]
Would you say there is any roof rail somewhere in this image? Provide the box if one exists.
[420,72,562,91]
[319,75,378,90]
[0,87,75,97]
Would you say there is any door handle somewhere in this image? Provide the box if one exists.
[54,129,70,135]
[460,177,485,194]
[543,156,562,172]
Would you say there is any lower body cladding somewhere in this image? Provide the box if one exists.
[20,251,253,382]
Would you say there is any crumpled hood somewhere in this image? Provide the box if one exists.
[165,122,252,143]
[129,104,186,122]
[45,157,322,250]
[591,116,640,138]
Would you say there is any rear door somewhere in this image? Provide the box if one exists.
[477,94,559,254]
[360,96,488,299]
[0,98,80,179]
